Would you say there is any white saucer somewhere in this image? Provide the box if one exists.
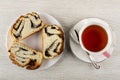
[6,12,64,70]
[70,18,115,63]
[70,37,114,63]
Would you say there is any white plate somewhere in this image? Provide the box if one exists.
[6,12,64,70]
[70,19,115,63]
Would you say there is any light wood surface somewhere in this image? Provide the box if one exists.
[0,0,120,80]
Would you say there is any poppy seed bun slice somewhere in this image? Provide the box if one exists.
[9,41,43,70]
[42,25,64,59]
[10,12,45,41]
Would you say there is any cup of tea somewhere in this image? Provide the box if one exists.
[70,18,113,57]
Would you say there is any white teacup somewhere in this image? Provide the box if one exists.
[70,18,113,57]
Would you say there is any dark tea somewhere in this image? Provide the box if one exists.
[82,25,108,52]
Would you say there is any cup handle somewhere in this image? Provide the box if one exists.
[70,28,80,44]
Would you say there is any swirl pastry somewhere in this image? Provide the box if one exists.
[9,41,43,70]
[10,12,45,41]
[42,25,64,59]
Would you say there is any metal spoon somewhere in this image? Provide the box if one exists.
[74,29,100,69]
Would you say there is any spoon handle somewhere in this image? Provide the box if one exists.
[88,53,100,69]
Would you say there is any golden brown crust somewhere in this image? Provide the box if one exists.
[9,12,64,69]
[56,27,64,55]
[16,21,45,41]
[10,16,25,41]
[9,53,25,67]
[9,12,46,70]
[42,25,45,56]
[42,25,64,59]
[10,12,45,41]
[8,41,43,70]
[26,60,42,70]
